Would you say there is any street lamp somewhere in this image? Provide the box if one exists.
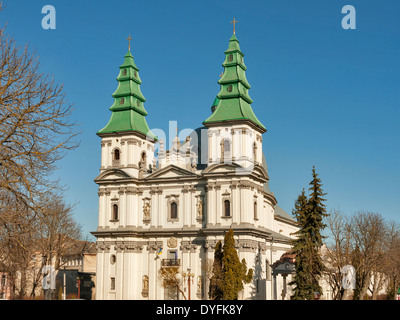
[76,275,82,299]
[187,267,195,300]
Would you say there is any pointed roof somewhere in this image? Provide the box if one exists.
[203,34,266,133]
[97,49,157,140]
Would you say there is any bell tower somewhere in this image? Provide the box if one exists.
[97,37,157,179]
[203,32,266,170]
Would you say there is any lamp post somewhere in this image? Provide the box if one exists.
[187,267,195,300]
[76,275,81,299]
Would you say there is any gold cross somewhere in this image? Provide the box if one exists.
[231,18,238,34]
[219,72,224,77]
[127,34,132,51]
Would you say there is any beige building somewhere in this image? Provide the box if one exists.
[92,32,298,300]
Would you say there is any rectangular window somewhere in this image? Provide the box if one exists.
[224,200,231,217]
[170,202,177,219]
[110,277,115,290]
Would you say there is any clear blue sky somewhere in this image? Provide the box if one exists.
[2,0,400,239]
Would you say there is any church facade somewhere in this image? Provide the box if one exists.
[92,31,298,300]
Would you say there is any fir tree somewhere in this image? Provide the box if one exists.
[209,240,223,300]
[307,166,328,294]
[290,189,314,300]
[221,229,253,300]
[290,166,328,299]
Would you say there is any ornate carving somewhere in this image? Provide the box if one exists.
[142,275,149,297]
[150,187,162,195]
[147,241,163,253]
[167,237,178,248]
[204,240,217,251]
[197,276,203,298]
[180,241,197,253]
[96,242,111,253]
[196,198,203,218]
[143,202,150,223]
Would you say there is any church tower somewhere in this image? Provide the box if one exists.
[97,40,157,179]
[203,33,265,170]
[201,30,274,233]
[94,40,160,299]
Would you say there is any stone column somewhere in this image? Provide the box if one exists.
[282,274,287,300]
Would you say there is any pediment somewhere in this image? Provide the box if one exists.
[273,261,295,274]
[145,165,198,180]
[202,162,242,174]
[252,164,269,180]
[94,169,132,182]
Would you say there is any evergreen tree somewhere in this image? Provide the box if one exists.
[222,229,253,300]
[307,166,328,294]
[290,166,328,299]
[290,189,314,300]
[209,240,223,300]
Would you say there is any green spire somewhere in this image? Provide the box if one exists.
[203,34,266,132]
[98,49,157,140]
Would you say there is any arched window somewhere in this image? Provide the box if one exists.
[114,149,120,161]
[254,201,258,220]
[224,200,230,217]
[224,139,230,152]
[228,53,233,62]
[253,142,257,162]
[221,139,231,161]
[112,204,119,221]
[170,202,177,219]
[139,152,147,171]
[112,149,121,167]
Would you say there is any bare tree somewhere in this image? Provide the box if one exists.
[29,195,83,297]
[0,4,79,211]
[0,193,37,299]
[350,211,389,300]
[381,221,400,300]
[0,192,84,299]
[324,209,353,299]
[158,266,187,300]
[325,210,400,300]
[0,4,81,299]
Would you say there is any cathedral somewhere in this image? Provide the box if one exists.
[92,28,298,300]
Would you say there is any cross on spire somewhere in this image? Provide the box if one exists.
[127,34,132,51]
[231,18,238,34]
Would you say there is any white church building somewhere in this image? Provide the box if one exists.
[92,31,299,300]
